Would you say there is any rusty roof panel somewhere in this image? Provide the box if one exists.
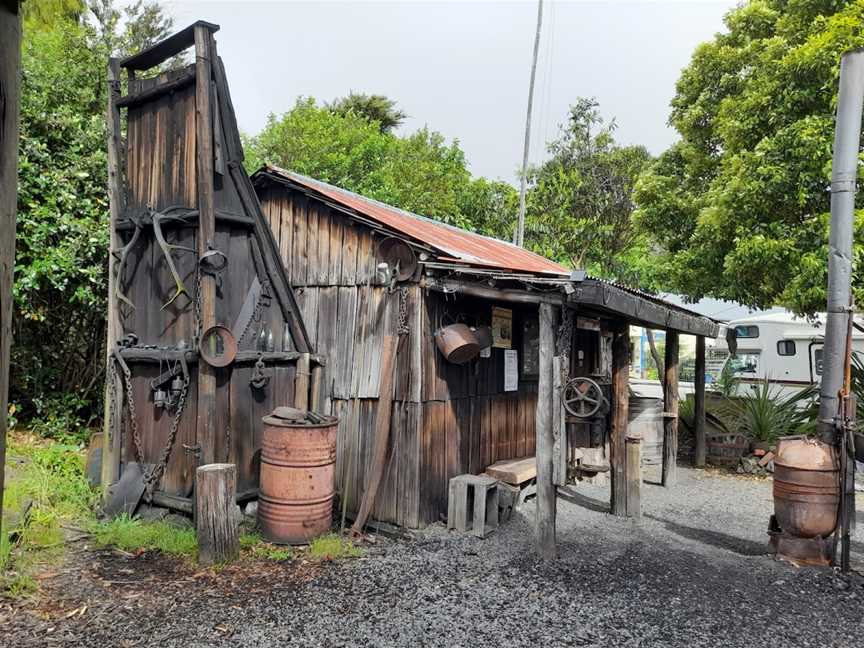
[260,166,569,277]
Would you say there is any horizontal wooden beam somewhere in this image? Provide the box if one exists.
[568,280,719,338]
[422,276,564,305]
[115,209,255,231]
[116,68,195,108]
[120,20,219,71]
[119,348,326,366]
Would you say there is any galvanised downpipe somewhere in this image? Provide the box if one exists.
[817,49,864,441]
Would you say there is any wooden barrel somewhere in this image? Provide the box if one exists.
[258,414,338,545]
[629,397,663,465]
[773,437,839,538]
[706,432,749,466]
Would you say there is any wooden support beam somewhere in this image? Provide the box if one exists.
[120,20,219,71]
[116,68,195,108]
[310,362,323,413]
[610,321,630,516]
[0,1,22,535]
[552,356,567,486]
[662,331,680,487]
[694,335,707,468]
[102,57,124,490]
[535,303,556,558]
[194,25,218,466]
[195,463,239,565]
[295,353,311,411]
[625,436,642,519]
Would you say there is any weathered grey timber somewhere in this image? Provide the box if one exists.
[610,321,629,516]
[662,331,680,487]
[0,0,21,535]
[195,463,240,565]
[534,302,556,557]
[694,335,706,468]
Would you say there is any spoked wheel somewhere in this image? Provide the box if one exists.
[562,376,604,418]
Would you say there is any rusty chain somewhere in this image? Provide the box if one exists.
[143,372,189,500]
[397,286,410,337]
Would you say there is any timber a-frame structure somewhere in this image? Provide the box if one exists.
[102,22,317,511]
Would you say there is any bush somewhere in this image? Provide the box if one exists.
[734,380,818,444]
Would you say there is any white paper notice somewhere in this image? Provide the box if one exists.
[504,349,518,392]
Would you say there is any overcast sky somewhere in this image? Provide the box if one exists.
[166,1,737,184]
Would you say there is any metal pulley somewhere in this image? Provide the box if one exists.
[562,376,605,418]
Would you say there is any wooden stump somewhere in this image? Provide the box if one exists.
[625,436,642,519]
[196,463,240,565]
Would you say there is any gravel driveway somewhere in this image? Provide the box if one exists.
[3,466,863,647]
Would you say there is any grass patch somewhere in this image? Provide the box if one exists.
[308,533,362,561]
[89,515,197,557]
[1,434,97,597]
[240,532,293,561]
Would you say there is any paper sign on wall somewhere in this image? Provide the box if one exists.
[492,307,513,349]
[504,349,519,392]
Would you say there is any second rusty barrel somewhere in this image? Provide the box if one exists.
[258,410,338,545]
[773,436,839,539]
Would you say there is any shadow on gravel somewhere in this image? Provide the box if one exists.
[557,487,610,513]
[645,514,770,556]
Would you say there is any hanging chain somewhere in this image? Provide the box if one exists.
[557,310,574,383]
[397,286,410,337]
[193,263,203,347]
[118,358,145,473]
[142,373,189,500]
[106,359,118,444]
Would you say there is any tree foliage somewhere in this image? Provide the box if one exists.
[12,2,174,430]
[634,0,864,314]
[524,98,652,279]
[327,92,407,134]
[245,97,517,231]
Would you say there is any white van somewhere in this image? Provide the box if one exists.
[711,312,864,397]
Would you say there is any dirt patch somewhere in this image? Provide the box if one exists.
[0,544,321,647]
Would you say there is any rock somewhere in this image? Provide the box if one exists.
[165,513,194,529]
[136,504,169,522]
[244,500,259,518]
[758,451,775,467]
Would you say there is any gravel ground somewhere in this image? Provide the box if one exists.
[3,466,863,647]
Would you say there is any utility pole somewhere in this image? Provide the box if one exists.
[514,0,543,248]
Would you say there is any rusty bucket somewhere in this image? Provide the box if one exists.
[773,436,839,539]
[434,323,480,364]
[258,412,338,545]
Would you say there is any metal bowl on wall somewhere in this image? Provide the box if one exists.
[434,323,480,364]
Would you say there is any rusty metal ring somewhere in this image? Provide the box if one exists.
[198,325,237,367]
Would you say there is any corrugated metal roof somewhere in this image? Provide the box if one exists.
[258,166,569,277]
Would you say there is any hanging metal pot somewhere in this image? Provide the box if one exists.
[434,323,480,364]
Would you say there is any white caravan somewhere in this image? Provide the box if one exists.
[711,312,864,397]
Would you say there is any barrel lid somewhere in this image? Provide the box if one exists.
[775,436,837,471]
[264,407,336,428]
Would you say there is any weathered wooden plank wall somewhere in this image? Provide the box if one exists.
[258,183,543,527]
[113,60,302,499]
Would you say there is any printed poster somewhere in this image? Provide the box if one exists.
[504,349,519,392]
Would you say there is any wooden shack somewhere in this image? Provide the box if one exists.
[252,167,720,530]
[101,23,319,512]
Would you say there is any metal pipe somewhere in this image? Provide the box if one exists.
[818,49,864,440]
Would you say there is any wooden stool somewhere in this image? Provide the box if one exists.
[447,474,499,538]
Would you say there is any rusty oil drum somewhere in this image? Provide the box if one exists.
[773,436,839,539]
[258,413,338,544]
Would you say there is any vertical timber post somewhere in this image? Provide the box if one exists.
[102,58,124,489]
[662,331,680,487]
[610,321,630,516]
[625,436,641,519]
[195,25,217,465]
[0,0,22,534]
[694,336,706,468]
[535,302,556,558]
[295,352,311,411]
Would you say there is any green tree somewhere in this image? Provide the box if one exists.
[524,98,652,278]
[328,92,407,134]
[246,97,514,231]
[634,0,864,314]
[12,2,174,432]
